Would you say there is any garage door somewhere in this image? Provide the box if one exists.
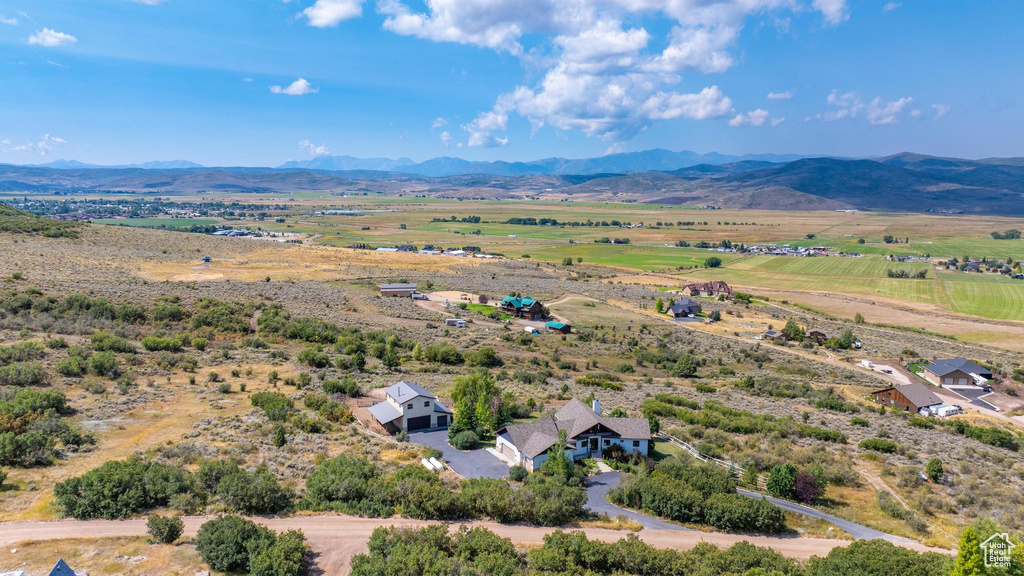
[500,442,516,459]
[407,415,431,431]
[436,415,449,428]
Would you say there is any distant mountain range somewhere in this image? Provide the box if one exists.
[3,151,1023,214]
[37,159,205,170]
[278,149,810,176]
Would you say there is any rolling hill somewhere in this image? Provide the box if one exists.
[2,152,1022,214]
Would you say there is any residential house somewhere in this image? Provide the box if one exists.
[870,382,943,414]
[368,381,453,433]
[667,298,700,318]
[545,321,571,334]
[806,328,831,342]
[763,330,787,342]
[683,281,734,299]
[501,296,545,320]
[380,283,417,298]
[495,399,650,471]
[921,358,993,386]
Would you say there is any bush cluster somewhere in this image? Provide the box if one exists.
[610,459,786,533]
[352,525,806,576]
[197,515,307,576]
[300,454,586,526]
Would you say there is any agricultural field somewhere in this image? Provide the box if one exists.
[2,204,1024,575]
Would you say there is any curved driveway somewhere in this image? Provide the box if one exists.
[586,471,686,531]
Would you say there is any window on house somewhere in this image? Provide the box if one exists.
[424,401,430,407]
[407,403,413,409]
[603,439,610,446]
[633,440,640,447]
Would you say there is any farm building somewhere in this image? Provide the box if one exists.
[921,358,993,386]
[380,283,417,298]
[870,382,943,413]
[763,330,787,342]
[667,298,700,318]
[445,318,466,328]
[683,281,734,299]
[545,321,571,334]
[368,381,453,433]
[501,296,545,320]
[495,399,650,471]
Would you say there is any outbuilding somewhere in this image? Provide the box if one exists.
[870,382,943,413]
[545,321,571,334]
[380,283,418,298]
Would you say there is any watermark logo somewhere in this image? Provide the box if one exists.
[981,533,1015,569]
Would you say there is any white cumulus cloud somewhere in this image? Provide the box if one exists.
[0,14,18,25]
[883,2,902,12]
[440,130,452,148]
[767,90,792,100]
[817,90,913,125]
[28,28,77,47]
[302,0,363,27]
[932,103,950,118]
[431,117,447,128]
[270,78,318,95]
[813,0,850,25]
[379,0,849,146]
[6,134,68,155]
[728,109,771,127]
[298,139,331,157]
[866,96,912,125]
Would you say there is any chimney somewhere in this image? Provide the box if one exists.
[592,398,601,415]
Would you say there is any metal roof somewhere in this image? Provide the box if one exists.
[872,382,943,409]
[501,296,538,309]
[367,401,402,424]
[385,381,436,403]
[925,358,992,377]
[380,283,417,290]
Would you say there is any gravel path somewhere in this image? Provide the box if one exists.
[0,515,942,575]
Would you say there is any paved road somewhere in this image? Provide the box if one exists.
[585,471,686,531]
[409,430,511,480]
[737,489,917,544]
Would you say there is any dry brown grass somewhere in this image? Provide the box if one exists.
[0,537,205,576]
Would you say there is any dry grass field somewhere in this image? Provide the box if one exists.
[0,210,1023,572]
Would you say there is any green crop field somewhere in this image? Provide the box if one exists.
[74,196,1024,322]
[941,273,1024,320]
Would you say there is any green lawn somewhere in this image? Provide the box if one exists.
[464,303,511,320]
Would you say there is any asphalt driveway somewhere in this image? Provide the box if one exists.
[409,429,511,480]
[586,471,686,531]
[948,387,998,411]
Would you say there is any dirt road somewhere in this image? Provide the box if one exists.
[0,514,946,573]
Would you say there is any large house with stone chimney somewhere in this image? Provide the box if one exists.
[494,398,650,471]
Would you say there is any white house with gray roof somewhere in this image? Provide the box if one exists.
[368,381,453,433]
[495,398,650,471]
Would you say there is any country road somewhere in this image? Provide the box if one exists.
[0,514,945,574]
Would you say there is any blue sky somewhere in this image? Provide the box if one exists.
[1,1,1022,166]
